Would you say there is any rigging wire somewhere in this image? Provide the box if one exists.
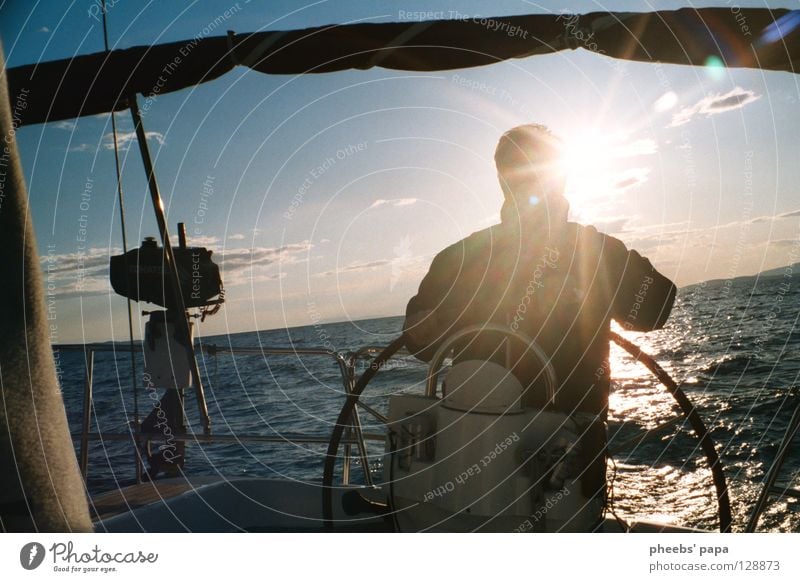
[102,0,142,483]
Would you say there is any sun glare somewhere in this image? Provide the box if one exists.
[560,132,617,206]
[559,130,656,219]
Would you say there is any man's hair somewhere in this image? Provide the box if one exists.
[494,124,563,168]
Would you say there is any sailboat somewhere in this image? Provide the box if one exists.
[1,4,798,533]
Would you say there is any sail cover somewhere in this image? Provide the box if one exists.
[6,7,799,126]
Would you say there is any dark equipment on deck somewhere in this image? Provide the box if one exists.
[109,234,223,309]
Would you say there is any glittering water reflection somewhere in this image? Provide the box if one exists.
[604,280,800,531]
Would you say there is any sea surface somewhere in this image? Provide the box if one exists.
[60,275,800,532]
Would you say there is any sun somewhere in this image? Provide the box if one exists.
[561,133,606,182]
[559,132,616,211]
[558,130,656,219]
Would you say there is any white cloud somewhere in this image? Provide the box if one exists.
[593,216,634,234]
[39,246,120,298]
[390,236,414,291]
[38,26,50,33]
[170,234,220,247]
[103,130,165,150]
[778,209,800,219]
[228,233,246,240]
[654,91,678,112]
[317,259,391,278]
[369,198,418,209]
[670,87,761,127]
[315,249,433,288]
[55,120,75,131]
[219,242,312,281]
[225,269,288,287]
[39,241,312,297]
[182,246,301,288]
[68,143,95,153]
[612,210,800,287]
[612,167,651,191]
[749,208,800,224]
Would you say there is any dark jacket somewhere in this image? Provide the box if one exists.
[405,220,676,416]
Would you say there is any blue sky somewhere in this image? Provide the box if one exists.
[2,1,799,343]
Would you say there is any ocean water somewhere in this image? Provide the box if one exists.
[60,275,800,532]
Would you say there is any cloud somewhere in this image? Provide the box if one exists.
[749,208,800,224]
[778,209,800,219]
[670,87,761,127]
[219,242,312,273]
[613,167,651,191]
[654,91,678,112]
[369,198,418,209]
[317,259,392,277]
[103,130,165,150]
[228,233,246,240]
[68,143,95,153]
[38,26,50,33]
[391,235,414,291]
[615,210,800,280]
[41,246,117,278]
[593,216,633,234]
[169,234,220,247]
[342,259,392,271]
[315,250,433,286]
[50,279,111,299]
[39,241,311,297]
[55,120,75,131]
[39,246,120,299]
[224,269,288,287]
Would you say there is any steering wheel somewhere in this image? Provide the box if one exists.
[421,323,558,402]
[322,328,731,532]
[322,335,405,529]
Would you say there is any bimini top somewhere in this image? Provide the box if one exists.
[5,7,800,127]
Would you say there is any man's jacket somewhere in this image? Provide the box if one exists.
[405,220,677,416]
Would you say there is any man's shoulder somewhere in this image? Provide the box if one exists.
[569,221,604,240]
[569,221,627,253]
[434,224,500,260]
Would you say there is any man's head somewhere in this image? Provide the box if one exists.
[495,124,568,226]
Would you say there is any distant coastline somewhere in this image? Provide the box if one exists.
[683,261,799,289]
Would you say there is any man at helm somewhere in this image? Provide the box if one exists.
[403,124,676,529]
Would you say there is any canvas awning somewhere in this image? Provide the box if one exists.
[5,7,798,126]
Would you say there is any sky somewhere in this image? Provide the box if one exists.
[1,0,799,343]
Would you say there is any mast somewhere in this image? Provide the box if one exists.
[129,96,212,435]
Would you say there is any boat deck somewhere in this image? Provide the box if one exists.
[92,476,391,532]
[90,478,211,522]
[91,476,705,533]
